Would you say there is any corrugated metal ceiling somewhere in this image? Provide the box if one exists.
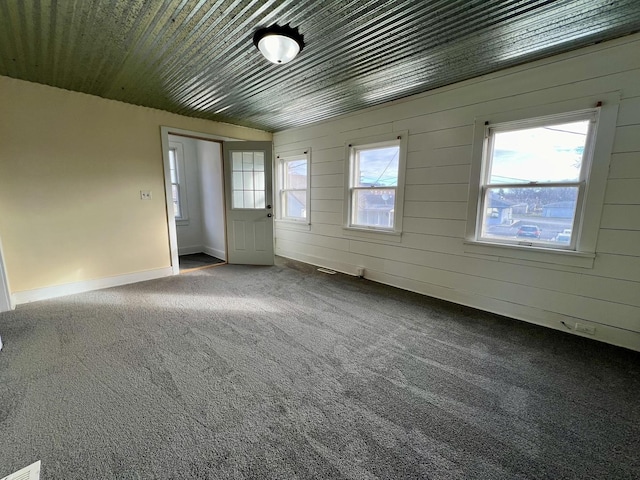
[1,0,639,132]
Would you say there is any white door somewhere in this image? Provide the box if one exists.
[224,141,274,265]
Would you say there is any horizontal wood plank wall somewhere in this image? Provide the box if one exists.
[274,34,640,351]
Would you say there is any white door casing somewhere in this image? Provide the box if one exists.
[224,141,274,265]
[0,234,13,312]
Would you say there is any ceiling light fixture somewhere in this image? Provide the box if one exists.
[253,24,304,64]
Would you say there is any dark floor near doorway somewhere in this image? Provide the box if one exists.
[179,252,224,271]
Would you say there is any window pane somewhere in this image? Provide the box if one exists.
[285,160,307,189]
[351,189,395,228]
[254,152,265,171]
[489,120,589,184]
[284,191,307,219]
[243,172,254,190]
[243,152,254,171]
[480,186,578,244]
[254,171,265,190]
[233,172,243,189]
[169,149,178,183]
[255,190,266,209]
[232,152,243,171]
[355,146,399,187]
[172,185,181,218]
[233,191,244,208]
[242,191,254,208]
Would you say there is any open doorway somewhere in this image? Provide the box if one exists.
[168,134,226,273]
[161,127,274,271]
[161,127,228,274]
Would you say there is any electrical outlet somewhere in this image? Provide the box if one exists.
[140,190,152,200]
[575,323,596,335]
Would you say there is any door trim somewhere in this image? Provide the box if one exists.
[0,235,14,312]
[160,126,243,274]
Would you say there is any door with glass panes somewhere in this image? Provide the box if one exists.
[223,142,274,265]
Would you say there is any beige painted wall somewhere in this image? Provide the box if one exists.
[0,76,271,292]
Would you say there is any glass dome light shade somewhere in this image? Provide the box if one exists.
[257,34,301,64]
[253,24,304,65]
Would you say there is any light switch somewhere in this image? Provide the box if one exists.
[140,190,152,200]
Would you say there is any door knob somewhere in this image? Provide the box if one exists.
[267,213,273,218]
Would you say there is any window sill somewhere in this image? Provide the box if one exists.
[275,219,311,231]
[463,239,595,269]
[343,226,402,243]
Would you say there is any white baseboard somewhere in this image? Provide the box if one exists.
[12,267,174,305]
[177,245,225,260]
[276,249,359,277]
[202,245,226,261]
[178,245,204,256]
[275,250,640,352]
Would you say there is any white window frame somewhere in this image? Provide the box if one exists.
[276,150,311,226]
[168,141,189,225]
[465,95,619,267]
[344,132,408,236]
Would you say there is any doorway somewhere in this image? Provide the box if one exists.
[165,132,226,273]
[160,127,274,272]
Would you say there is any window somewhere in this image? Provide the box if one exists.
[466,96,619,261]
[231,150,266,209]
[477,111,596,249]
[345,133,407,233]
[277,151,310,222]
[168,142,188,222]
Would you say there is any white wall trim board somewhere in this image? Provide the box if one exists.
[0,235,13,312]
[12,267,173,305]
[178,245,205,256]
[364,267,640,353]
[203,245,226,261]
[160,128,181,275]
[275,249,360,278]
[276,251,640,352]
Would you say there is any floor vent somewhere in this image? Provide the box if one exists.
[1,461,41,480]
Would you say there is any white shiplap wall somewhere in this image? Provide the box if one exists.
[273,34,640,351]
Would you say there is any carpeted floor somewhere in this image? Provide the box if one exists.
[179,252,225,272]
[0,257,638,479]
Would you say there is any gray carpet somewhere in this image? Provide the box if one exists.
[0,257,638,479]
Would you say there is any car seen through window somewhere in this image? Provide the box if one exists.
[516,225,541,239]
